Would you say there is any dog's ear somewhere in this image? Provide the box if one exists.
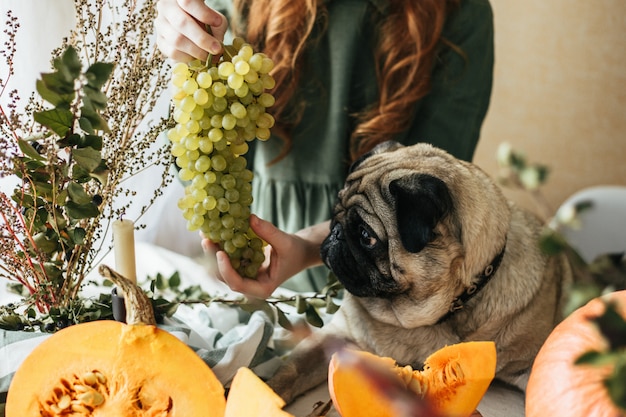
[389,174,453,253]
[349,140,404,174]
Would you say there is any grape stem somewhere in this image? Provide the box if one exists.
[204,24,214,68]
[203,24,236,67]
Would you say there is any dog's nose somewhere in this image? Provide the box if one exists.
[329,222,344,241]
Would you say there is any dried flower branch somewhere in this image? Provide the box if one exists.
[0,1,173,318]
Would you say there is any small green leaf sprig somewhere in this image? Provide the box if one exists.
[496,142,626,411]
[145,270,344,331]
[0,46,113,313]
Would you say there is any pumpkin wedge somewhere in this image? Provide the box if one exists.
[224,367,294,417]
[6,265,226,417]
[328,341,496,417]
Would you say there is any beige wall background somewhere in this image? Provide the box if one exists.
[474,0,626,216]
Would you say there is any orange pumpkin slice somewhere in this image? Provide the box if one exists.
[225,367,294,417]
[6,265,226,417]
[328,341,496,417]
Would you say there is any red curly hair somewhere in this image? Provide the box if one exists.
[232,0,461,163]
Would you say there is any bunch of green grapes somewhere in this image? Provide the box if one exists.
[166,37,275,279]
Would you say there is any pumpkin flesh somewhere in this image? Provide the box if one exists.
[6,320,226,416]
[328,341,496,417]
[224,367,294,417]
[328,351,402,417]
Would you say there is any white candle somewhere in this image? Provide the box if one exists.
[112,218,137,284]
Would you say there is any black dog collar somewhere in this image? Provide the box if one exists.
[437,241,507,324]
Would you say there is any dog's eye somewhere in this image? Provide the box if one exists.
[359,225,378,249]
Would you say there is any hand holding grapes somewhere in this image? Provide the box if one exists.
[155,0,228,62]
[202,215,327,298]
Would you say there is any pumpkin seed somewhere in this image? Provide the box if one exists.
[82,371,98,386]
[57,394,71,410]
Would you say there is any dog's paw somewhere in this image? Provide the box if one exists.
[267,363,299,403]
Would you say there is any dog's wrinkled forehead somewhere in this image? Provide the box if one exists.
[340,141,444,204]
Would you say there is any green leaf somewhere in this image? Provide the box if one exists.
[89,166,110,186]
[322,272,344,296]
[57,45,82,82]
[536,165,550,185]
[72,147,102,173]
[78,117,95,135]
[575,350,612,366]
[40,71,74,96]
[34,108,73,137]
[32,232,60,253]
[65,200,100,219]
[33,181,54,200]
[257,301,276,322]
[575,200,594,214]
[36,77,74,106]
[152,298,180,318]
[295,295,307,314]
[23,159,46,171]
[71,164,92,182]
[276,307,293,330]
[591,302,626,350]
[35,208,51,229]
[67,182,92,204]
[80,108,109,133]
[83,134,104,151]
[325,295,341,314]
[81,90,109,132]
[155,273,166,290]
[83,85,108,110]
[305,303,324,328]
[604,361,626,411]
[17,138,46,161]
[538,228,569,256]
[42,262,63,281]
[85,62,114,89]
[168,272,181,289]
[72,227,86,245]
[50,211,68,230]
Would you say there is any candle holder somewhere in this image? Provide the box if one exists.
[111,287,127,323]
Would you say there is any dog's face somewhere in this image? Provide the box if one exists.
[320,142,511,328]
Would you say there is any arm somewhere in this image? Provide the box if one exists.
[204,215,330,298]
[154,0,229,61]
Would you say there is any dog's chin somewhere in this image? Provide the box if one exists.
[353,294,450,329]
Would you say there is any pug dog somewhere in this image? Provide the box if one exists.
[267,141,572,404]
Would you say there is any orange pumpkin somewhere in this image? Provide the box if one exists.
[526,290,626,417]
[5,265,226,417]
[224,367,294,417]
[328,341,496,417]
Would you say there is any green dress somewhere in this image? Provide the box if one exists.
[208,0,494,292]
